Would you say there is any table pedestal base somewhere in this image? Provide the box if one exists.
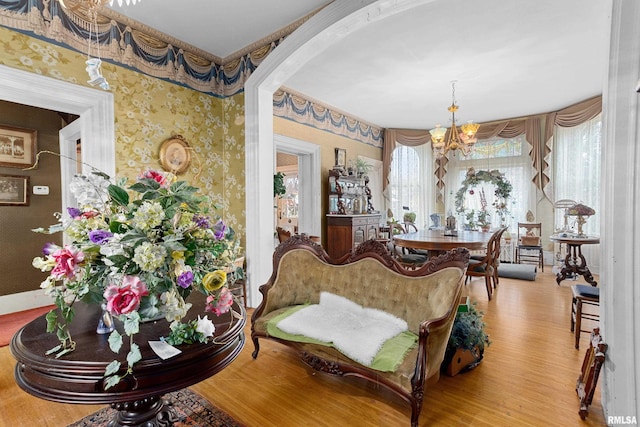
[556,243,597,286]
[108,395,180,427]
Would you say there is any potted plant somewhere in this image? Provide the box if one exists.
[443,301,491,376]
[274,172,286,198]
[477,209,490,232]
[464,209,477,230]
[403,211,417,224]
[355,157,373,177]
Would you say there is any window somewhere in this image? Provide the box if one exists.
[387,144,434,228]
[552,114,601,236]
[445,135,534,231]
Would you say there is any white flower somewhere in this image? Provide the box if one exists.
[131,201,165,230]
[161,289,192,322]
[69,174,110,209]
[133,242,167,272]
[195,315,215,338]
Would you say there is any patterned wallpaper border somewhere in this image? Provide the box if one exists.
[274,89,383,148]
[0,0,383,146]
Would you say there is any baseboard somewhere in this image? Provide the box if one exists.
[0,289,50,315]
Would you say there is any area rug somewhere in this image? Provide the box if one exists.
[0,305,54,347]
[67,388,244,427]
[498,263,537,281]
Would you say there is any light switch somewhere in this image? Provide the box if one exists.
[33,185,49,195]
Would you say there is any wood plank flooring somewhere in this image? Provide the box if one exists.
[0,267,605,426]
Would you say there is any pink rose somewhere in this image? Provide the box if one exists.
[51,245,84,280]
[139,170,170,188]
[104,275,149,315]
[205,287,233,316]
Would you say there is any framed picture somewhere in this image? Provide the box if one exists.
[0,125,37,168]
[159,135,191,174]
[335,148,346,168]
[0,174,29,206]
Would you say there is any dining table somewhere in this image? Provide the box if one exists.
[392,229,491,258]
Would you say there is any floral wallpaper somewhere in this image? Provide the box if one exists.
[0,26,246,242]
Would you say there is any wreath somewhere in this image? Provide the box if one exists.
[454,168,513,217]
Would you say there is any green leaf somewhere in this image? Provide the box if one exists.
[104,374,122,390]
[127,343,142,367]
[108,330,123,353]
[45,344,62,355]
[55,347,74,358]
[104,360,121,376]
[123,312,140,336]
[107,255,130,268]
[45,310,58,333]
[108,184,129,206]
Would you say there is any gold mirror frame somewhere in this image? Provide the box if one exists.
[159,135,191,174]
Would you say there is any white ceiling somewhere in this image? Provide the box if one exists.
[107,0,611,130]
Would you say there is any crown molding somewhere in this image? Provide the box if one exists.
[97,6,223,64]
[280,85,383,130]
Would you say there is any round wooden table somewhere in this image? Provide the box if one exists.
[10,299,245,426]
[550,235,600,286]
[393,229,490,257]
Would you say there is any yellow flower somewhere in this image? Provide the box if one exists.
[171,251,185,261]
[202,270,227,292]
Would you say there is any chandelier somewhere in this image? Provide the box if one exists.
[109,0,141,5]
[429,81,480,158]
[59,0,140,9]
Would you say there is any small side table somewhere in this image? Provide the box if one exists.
[549,235,600,286]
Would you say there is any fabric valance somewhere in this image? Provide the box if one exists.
[382,96,603,202]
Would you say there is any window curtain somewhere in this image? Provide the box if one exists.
[543,96,602,200]
[384,118,543,204]
[386,144,434,228]
[550,114,602,272]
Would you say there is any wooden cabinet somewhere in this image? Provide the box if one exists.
[326,214,381,259]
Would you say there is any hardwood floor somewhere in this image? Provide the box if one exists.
[0,267,606,426]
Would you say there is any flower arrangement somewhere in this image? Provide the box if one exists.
[455,168,512,227]
[32,169,243,389]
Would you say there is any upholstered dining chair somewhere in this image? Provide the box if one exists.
[466,227,507,301]
[388,223,428,269]
[515,222,544,271]
[401,221,430,257]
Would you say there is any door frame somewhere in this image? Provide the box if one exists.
[0,65,115,314]
[275,134,321,239]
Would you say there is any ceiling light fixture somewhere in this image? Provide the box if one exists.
[109,0,141,6]
[429,81,479,158]
[58,0,123,90]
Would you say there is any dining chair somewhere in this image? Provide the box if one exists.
[276,226,292,243]
[402,222,430,257]
[515,222,544,271]
[388,223,428,269]
[570,284,600,349]
[466,227,507,301]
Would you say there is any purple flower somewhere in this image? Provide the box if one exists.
[89,229,113,245]
[67,207,82,218]
[42,242,60,255]
[193,214,210,229]
[177,271,194,288]
[212,220,226,240]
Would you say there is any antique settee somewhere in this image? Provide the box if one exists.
[251,235,469,426]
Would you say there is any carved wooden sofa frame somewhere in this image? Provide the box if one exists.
[251,235,469,426]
